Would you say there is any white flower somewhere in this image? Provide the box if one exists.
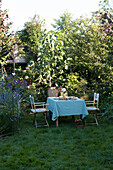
[25,76,29,79]
[26,67,30,70]
[12,72,16,76]
[62,88,66,92]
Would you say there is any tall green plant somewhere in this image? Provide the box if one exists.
[36,32,66,87]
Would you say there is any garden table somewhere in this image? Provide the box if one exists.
[46,97,88,127]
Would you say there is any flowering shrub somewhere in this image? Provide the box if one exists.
[0,75,29,136]
[15,66,48,101]
[1,75,28,96]
[0,88,21,115]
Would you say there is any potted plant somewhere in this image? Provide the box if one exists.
[75,119,83,128]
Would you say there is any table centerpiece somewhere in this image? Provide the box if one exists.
[61,88,67,97]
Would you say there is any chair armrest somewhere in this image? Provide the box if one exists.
[34,102,45,104]
[34,102,45,106]
[86,103,95,105]
[85,101,95,104]
[45,104,49,110]
[35,103,49,108]
[85,101,94,103]
[44,104,49,106]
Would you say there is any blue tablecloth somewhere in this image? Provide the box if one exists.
[47,97,88,121]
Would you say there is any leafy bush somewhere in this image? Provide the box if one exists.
[16,66,48,102]
[65,73,87,97]
[102,94,113,120]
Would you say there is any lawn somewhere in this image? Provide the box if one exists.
[0,115,113,170]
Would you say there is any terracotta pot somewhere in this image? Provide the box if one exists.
[76,125,83,128]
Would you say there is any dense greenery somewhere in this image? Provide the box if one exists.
[0,0,113,136]
[16,0,113,112]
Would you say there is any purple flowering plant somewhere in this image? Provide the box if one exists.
[0,75,29,135]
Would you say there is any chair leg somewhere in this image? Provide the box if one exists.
[72,115,74,119]
[49,110,52,120]
[34,115,38,128]
[44,112,49,127]
[85,113,98,126]
[94,114,98,125]
[56,118,59,127]
[32,112,49,128]
[84,117,87,126]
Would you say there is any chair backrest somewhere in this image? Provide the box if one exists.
[94,93,99,101]
[29,95,35,109]
[29,95,46,110]
[47,87,58,97]
[94,93,99,108]
[29,95,34,104]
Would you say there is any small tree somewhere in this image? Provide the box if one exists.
[91,0,113,96]
[0,8,19,78]
[17,14,45,62]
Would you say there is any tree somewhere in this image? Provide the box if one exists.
[17,14,67,87]
[17,14,46,62]
[51,10,113,96]
[52,11,73,31]
[91,0,113,96]
[93,0,113,67]
[18,7,112,100]
[0,8,19,77]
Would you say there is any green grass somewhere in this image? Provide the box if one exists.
[0,115,113,170]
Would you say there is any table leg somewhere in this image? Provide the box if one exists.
[80,115,85,125]
[80,115,82,119]
[72,115,74,119]
[56,118,59,127]
[49,110,52,120]
[33,113,36,124]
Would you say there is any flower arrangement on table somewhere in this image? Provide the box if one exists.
[61,88,67,97]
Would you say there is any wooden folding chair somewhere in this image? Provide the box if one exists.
[29,95,49,128]
[85,93,99,125]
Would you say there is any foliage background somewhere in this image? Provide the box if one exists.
[17,0,113,105]
[0,0,113,136]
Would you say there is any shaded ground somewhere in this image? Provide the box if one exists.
[0,115,113,170]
